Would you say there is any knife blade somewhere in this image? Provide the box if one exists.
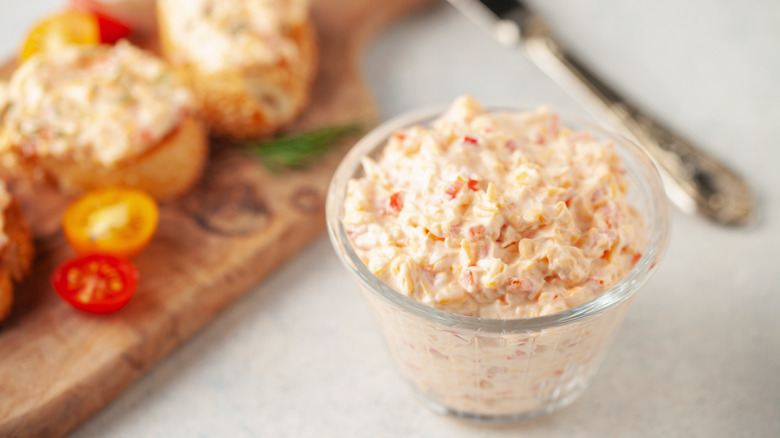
[447,0,755,227]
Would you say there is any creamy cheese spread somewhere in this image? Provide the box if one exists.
[344,96,644,319]
[158,0,311,73]
[0,41,193,166]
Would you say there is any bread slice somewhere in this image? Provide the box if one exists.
[158,10,318,140]
[0,197,34,322]
[11,115,207,201]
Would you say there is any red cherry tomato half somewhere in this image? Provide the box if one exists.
[70,0,132,43]
[52,254,139,314]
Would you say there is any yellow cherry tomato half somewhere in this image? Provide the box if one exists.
[20,10,100,62]
[63,187,159,258]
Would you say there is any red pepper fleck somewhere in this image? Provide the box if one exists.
[509,350,527,359]
[388,192,403,212]
[463,136,478,145]
[506,139,517,151]
[444,181,463,199]
[507,277,532,294]
[393,132,406,141]
[631,253,642,266]
[467,179,479,191]
[461,270,475,289]
[140,129,152,142]
[565,198,572,208]
[530,132,545,145]
[467,224,485,241]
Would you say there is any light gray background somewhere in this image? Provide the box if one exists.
[1,1,778,437]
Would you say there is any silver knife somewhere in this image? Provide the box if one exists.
[448,0,755,227]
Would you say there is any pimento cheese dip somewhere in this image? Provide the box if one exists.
[337,96,656,417]
[344,96,644,319]
[0,41,193,166]
[157,0,310,73]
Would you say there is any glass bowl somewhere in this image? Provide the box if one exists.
[326,104,670,422]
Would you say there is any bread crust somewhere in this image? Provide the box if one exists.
[0,197,34,322]
[8,115,207,201]
[158,10,318,140]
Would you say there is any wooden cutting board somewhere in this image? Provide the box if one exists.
[0,0,434,436]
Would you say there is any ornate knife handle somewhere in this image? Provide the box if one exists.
[520,17,755,226]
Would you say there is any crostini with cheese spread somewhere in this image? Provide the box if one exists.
[0,41,207,201]
[157,0,317,140]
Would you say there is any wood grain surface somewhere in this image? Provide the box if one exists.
[0,0,433,436]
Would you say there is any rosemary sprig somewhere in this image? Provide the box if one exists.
[246,123,363,172]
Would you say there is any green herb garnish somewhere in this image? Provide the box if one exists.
[247,123,362,172]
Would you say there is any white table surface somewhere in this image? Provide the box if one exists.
[2,1,779,437]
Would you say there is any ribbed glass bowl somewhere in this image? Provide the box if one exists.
[326,105,670,422]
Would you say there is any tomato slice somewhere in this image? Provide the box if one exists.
[52,254,139,314]
[70,0,133,44]
[20,10,100,61]
[63,187,159,258]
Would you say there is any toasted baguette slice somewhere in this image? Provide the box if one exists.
[158,11,318,140]
[0,197,34,322]
[21,115,207,201]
